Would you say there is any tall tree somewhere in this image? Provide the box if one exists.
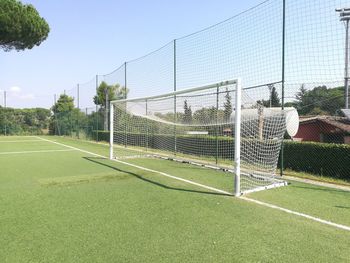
[0,0,50,51]
[223,88,232,122]
[93,82,128,130]
[257,85,281,108]
[295,84,307,102]
[293,85,344,115]
[270,86,281,107]
[50,94,77,136]
[183,100,192,124]
[52,94,74,114]
[93,82,128,107]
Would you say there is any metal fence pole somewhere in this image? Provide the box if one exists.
[95,75,99,142]
[4,91,7,136]
[174,39,177,156]
[280,0,286,177]
[216,85,219,165]
[124,62,128,148]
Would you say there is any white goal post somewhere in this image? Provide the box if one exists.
[109,79,296,195]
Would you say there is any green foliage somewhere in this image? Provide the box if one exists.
[0,0,50,51]
[50,94,87,136]
[98,127,350,180]
[50,108,86,136]
[92,130,109,142]
[52,94,75,114]
[282,141,350,180]
[183,100,192,124]
[223,88,232,121]
[0,107,50,135]
[291,85,344,115]
[193,107,218,124]
[257,85,281,107]
[93,81,128,107]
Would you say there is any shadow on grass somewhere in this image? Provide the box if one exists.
[83,157,232,197]
[334,206,350,209]
[290,184,350,195]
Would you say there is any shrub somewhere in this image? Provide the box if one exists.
[95,130,350,180]
[282,141,350,180]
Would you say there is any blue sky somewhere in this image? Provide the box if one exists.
[1,0,347,109]
[0,0,264,108]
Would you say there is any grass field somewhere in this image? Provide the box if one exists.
[0,136,349,262]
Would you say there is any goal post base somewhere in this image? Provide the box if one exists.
[241,180,288,195]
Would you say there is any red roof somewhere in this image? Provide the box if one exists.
[299,116,350,133]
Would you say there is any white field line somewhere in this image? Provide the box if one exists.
[0,135,37,138]
[0,140,44,143]
[0,149,75,155]
[36,136,350,232]
[241,197,350,232]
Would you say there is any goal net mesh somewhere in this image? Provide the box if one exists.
[111,80,287,194]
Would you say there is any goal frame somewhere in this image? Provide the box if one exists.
[109,79,243,196]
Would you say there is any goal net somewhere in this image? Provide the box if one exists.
[110,79,293,195]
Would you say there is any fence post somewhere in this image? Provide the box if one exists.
[216,85,219,165]
[146,99,148,152]
[4,91,7,136]
[280,0,286,177]
[124,62,128,148]
[96,75,99,142]
[173,39,177,156]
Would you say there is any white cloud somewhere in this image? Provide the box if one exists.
[8,86,35,101]
[10,86,21,94]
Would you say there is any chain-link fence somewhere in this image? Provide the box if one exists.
[2,0,350,180]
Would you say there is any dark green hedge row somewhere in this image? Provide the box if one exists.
[93,130,235,158]
[92,130,109,142]
[93,130,350,180]
[282,141,350,180]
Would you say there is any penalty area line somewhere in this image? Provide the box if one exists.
[0,140,46,143]
[36,136,350,232]
[241,197,350,232]
[0,149,75,155]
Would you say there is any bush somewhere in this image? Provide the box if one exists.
[95,130,350,180]
[92,130,109,142]
[281,141,350,180]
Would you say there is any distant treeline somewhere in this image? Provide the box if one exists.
[0,107,51,135]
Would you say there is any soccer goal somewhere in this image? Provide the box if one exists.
[109,79,297,195]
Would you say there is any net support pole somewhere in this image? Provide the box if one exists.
[215,85,219,165]
[145,99,148,152]
[95,75,100,142]
[109,102,114,160]
[77,84,80,139]
[345,19,349,109]
[77,84,80,109]
[124,62,128,148]
[173,39,177,156]
[280,0,286,177]
[4,90,7,136]
[234,79,242,197]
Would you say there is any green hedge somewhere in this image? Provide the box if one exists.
[282,141,350,180]
[92,130,109,142]
[95,130,235,158]
[93,130,350,180]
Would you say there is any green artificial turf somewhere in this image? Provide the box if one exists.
[0,136,349,262]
